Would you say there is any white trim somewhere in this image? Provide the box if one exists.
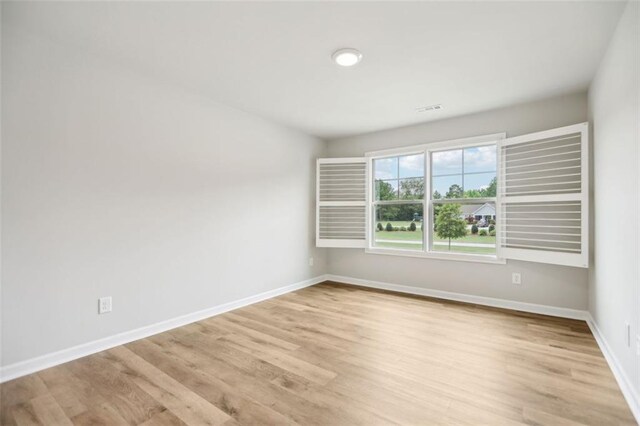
[326,274,587,320]
[496,134,504,260]
[317,157,366,164]
[365,154,371,251]
[586,314,640,424]
[432,197,496,205]
[501,247,587,268]
[318,239,366,248]
[500,123,586,147]
[365,132,506,157]
[366,156,374,246]
[318,201,365,207]
[580,124,589,268]
[501,192,582,204]
[424,152,431,251]
[315,159,320,245]
[0,275,329,383]
[365,248,506,264]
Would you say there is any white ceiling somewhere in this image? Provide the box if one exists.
[3,1,626,139]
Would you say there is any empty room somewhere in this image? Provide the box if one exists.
[1,1,639,425]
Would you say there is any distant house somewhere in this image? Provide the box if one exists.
[460,203,496,222]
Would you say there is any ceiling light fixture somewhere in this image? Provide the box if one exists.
[332,48,362,67]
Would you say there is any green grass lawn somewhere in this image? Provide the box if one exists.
[433,234,495,244]
[373,221,496,244]
[432,245,496,255]
[375,241,424,250]
[375,230,424,241]
[375,240,496,254]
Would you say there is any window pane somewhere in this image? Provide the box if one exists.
[431,145,497,199]
[432,149,462,176]
[432,175,463,199]
[374,204,424,251]
[463,172,497,198]
[374,157,398,180]
[464,145,496,173]
[375,179,398,201]
[399,178,424,200]
[432,202,496,255]
[399,154,424,178]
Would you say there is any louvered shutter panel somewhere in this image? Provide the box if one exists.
[498,123,588,267]
[316,158,367,248]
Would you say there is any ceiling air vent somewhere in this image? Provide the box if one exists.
[416,104,443,113]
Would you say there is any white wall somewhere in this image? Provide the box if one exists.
[327,92,589,310]
[0,3,4,370]
[588,0,639,401]
[1,24,327,366]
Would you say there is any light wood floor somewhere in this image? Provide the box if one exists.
[1,282,635,425]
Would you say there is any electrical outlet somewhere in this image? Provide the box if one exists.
[626,322,631,347]
[309,257,314,267]
[512,273,522,285]
[99,297,112,314]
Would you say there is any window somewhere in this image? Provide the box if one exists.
[372,153,425,251]
[431,145,497,256]
[316,124,588,267]
[367,138,500,261]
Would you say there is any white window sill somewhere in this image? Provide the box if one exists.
[365,247,507,264]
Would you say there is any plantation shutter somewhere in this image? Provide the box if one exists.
[498,123,588,267]
[316,158,368,248]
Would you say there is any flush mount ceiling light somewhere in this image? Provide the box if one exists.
[332,48,362,67]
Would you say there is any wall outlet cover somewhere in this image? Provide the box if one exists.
[99,297,112,314]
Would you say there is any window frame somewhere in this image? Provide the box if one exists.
[365,133,506,264]
[371,150,426,252]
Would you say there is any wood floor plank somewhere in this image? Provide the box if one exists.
[70,402,130,426]
[105,346,231,426]
[8,403,43,426]
[138,408,188,426]
[1,282,635,425]
[29,394,73,426]
[145,331,389,425]
[65,352,168,424]
[126,339,298,426]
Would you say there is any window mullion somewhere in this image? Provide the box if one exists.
[374,200,423,206]
[424,149,430,253]
[461,147,465,192]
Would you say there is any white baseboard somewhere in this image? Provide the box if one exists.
[0,275,328,383]
[326,274,589,320]
[586,314,640,424]
[5,273,636,424]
